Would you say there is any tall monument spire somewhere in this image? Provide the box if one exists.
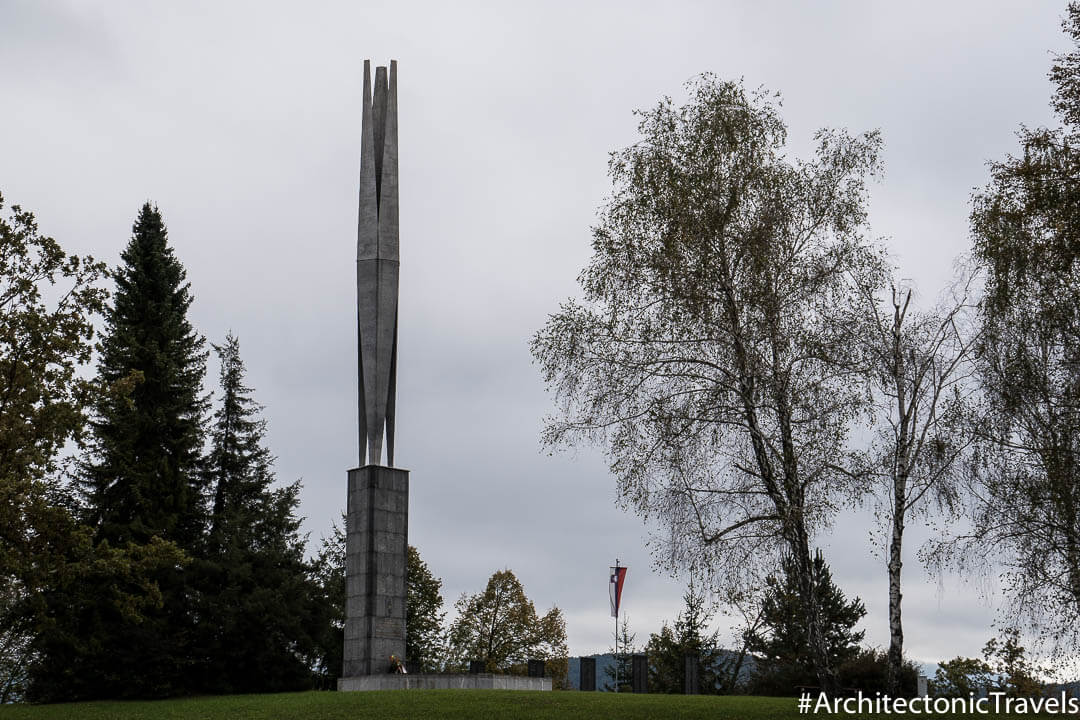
[342,60,408,684]
[357,59,399,467]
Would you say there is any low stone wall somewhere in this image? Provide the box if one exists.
[338,673,552,692]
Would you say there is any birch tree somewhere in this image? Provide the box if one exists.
[926,3,1080,661]
[855,275,976,695]
[532,75,887,691]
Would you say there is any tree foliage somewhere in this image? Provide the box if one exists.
[931,628,1044,699]
[28,203,209,699]
[982,627,1045,698]
[406,545,447,673]
[834,646,919,697]
[24,534,186,702]
[644,578,724,694]
[0,193,108,701]
[931,2,1080,659]
[714,575,766,693]
[746,551,866,694]
[602,613,636,692]
[205,333,275,552]
[931,656,993,699]
[190,334,318,694]
[0,193,107,492]
[309,518,346,688]
[446,569,568,686]
[0,196,186,702]
[81,202,209,551]
[854,277,976,694]
[532,74,886,690]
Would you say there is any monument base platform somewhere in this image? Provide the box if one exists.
[337,673,552,692]
[343,465,409,677]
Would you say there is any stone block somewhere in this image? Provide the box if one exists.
[346,572,369,601]
[342,465,409,682]
[346,594,373,619]
[579,657,596,691]
[346,548,367,576]
[337,673,552,692]
[344,618,365,641]
[684,653,699,694]
[375,569,404,597]
[632,654,648,693]
[375,531,404,554]
[374,617,404,638]
[374,511,406,534]
[374,489,407,513]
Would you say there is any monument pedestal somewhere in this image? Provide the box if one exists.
[338,673,552,692]
[341,465,409,679]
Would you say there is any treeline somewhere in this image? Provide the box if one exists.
[0,126,574,708]
[614,565,1043,698]
[0,202,350,702]
[605,562,892,695]
[0,205,567,703]
[532,2,1080,696]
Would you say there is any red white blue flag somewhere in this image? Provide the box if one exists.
[609,565,627,618]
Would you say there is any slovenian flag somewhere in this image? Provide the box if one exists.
[609,565,627,618]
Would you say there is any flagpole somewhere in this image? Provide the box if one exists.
[614,558,619,694]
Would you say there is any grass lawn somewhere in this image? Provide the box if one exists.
[0,690,1056,719]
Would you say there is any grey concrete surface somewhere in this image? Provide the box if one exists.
[357,59,399,467]
[338,674,552,692]
[342,464,409,678]
[579,657,596,691]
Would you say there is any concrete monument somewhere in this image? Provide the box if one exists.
[342,59,409,682]
[338,59,550,692]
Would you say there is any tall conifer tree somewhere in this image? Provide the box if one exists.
[193,333,317,693]
[83,203,208,551]
[46,203,209,699]
[205,333,273,553]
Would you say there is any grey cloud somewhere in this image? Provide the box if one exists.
[0,0,1066,660]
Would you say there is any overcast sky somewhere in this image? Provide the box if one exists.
[1,0,1071,666]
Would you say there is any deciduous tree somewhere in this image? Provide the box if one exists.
[0,195,183,702]
[532,75,887,691]
[853,276,976,695]
[0,193,107,701]
[406,545,447,673]
[933,3,1080,660]
[446,569,567,685]
[309,518,346,688]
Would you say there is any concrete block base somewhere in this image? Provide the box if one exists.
[338,673,552,692]
[343,465,409,678]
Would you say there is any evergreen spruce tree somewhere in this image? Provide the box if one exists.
[192,333,318,693]
[40,203,209,699]
[746,551,866,694]
[310,517,346,688]
[83,203,208,550]
[205,333,274,553]
[644,578,724,694]
[602,614,636,692]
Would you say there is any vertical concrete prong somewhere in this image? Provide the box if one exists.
[356,59,400,468]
